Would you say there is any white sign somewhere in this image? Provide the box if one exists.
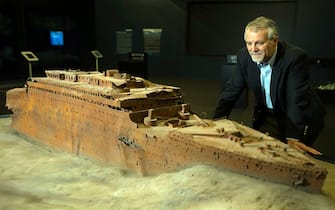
[116,29,132,54]
[143,28,162,53]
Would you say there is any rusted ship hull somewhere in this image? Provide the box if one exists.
[6,70,328,192]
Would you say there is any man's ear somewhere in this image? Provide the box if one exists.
[273,37,279,44]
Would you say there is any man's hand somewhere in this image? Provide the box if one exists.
[286,138,322,155]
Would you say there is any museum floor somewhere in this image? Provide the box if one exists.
[0,77,335,209]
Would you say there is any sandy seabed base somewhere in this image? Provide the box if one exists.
[0,116,335,210]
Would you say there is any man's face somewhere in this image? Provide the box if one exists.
[244,28,278,63]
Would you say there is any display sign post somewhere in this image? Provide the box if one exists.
[91,50,103,72]
[21,51,39,80]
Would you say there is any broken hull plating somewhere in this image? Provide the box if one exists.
[6,76,327,193]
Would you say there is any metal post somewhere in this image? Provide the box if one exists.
[28,62,33,79]
[91,50,103,72]
[95,58,99,72]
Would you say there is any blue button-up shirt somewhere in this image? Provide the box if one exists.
[257,47,277,109]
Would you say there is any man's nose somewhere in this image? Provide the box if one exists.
[250,44,258,52]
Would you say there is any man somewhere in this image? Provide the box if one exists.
[213,16,325,146]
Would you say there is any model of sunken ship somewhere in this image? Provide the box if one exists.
[6,69,328,192]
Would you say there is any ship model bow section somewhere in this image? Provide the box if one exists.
[6,69,328,193]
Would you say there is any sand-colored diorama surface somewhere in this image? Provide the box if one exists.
[1,116,335,210]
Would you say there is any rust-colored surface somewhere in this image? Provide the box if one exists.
[6,69,327,192]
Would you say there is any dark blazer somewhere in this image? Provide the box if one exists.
[213,41,325,145]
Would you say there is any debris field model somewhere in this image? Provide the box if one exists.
[6,69,327,192]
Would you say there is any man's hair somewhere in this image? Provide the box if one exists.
[245,16,279,40]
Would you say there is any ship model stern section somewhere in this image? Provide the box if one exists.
[5,69,184,170]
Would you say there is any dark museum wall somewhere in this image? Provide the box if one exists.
[1,0,334,81]
[0,0,95,81]
[94,0,188,78]
[95,0,335,80]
